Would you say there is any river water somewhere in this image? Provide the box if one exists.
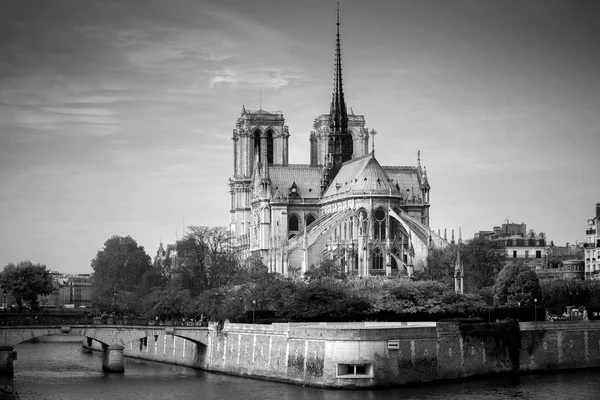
[6,337,600,400]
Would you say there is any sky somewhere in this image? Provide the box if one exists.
[1,0,599,275]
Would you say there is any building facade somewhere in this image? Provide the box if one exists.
[584,203,600,279]
[228,8,446,278]
[39,273,93,308]
[475,222,548,271]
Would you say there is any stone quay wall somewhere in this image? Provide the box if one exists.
[85,320,600,388]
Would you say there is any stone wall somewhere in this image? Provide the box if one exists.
[85,320,600,388]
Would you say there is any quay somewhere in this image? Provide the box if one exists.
[2,316,600,388]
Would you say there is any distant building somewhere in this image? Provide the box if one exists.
[40,273,93,308]
[540,242,585,280]
[537,259,585,280]
[476,222,548,271]
[584,203,600,279]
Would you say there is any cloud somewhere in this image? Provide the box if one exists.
[44,107,116,116]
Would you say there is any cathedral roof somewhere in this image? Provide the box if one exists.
[382,166,422,199]
[322,153,400,198]
[269,165,322,199]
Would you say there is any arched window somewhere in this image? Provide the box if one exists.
[289,215,299,232]
[306,214,316,227]
[253,130,261,163]
[372,247,384,270]
[374,208,386,240]
[391,247,400,270]
[266,129,274,164]
[390,210,399,240]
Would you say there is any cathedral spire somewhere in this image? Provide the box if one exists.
[328,1,352,171]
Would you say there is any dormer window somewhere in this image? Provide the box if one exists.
[289,181,299,198]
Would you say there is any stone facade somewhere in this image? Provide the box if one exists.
[584,203,600,279]
[228,10,446,278]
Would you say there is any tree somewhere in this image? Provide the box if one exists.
[0,261,53,310]
[304,259,346,281]
[493,262,542,307]
[462,237,506,291]
[415,245,457,287]
[91,235,152,311]
[176,226,241,295]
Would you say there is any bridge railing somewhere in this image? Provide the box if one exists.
[0,315,207,327]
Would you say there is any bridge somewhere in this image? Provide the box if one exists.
[0,321,209,375]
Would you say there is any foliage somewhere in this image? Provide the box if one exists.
[90,235,153,311]
[493,262,542,307]
[361,279,486,317]
[279,280,370,322]
[176,226,241,296]
[304,259,346,281]
[0,261,53,310]
[474,286,495,306]
[139,286,192,319]
[540,279,600,311]
[462,237,506,291]
[416,245,458,287]
[186,286,245,323]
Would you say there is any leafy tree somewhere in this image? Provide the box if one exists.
[304,259,346,281]
[279,280,370,322]
[0,261,53,311]
[139,286,192,319]
[176,226,241,295]
[239,255,279,309]
[540,279,600,312]
[415,245,457,286]
[493,262,542,307]
[462,237,506,291]
[91,235,152,311]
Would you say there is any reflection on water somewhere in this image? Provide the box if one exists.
[6,337,600,400]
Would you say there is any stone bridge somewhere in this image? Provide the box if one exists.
[0,325,209,374]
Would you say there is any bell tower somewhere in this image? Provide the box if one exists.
[230,107,288,240]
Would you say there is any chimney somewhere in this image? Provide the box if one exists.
[596,203,600,219]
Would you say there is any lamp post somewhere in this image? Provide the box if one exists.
[113,286,117,315]
[252,300,256,324]
[534,298,538,322]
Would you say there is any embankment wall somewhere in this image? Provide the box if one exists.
[86,321,600,388]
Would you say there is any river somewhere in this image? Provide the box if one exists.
[5,337,600,400]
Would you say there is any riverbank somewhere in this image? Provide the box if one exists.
[84,320,600,388]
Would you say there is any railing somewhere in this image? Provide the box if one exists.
[0,314,207,327]
[587,229,597,235]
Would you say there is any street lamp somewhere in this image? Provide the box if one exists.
[113,287,117,315]
[534,298,538,322]
[252,300,256,324]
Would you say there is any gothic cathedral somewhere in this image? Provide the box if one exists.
[229,7,447,278]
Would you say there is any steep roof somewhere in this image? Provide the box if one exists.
[382,166,421,198]
[269,164,322,199]
[322,154,399,198]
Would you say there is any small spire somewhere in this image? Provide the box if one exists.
[259,87,262,110]
[451,229,455,245]
[444,228,447,241]
[241,105,246,116]
[458,226,463,244]
[417,150,421,167]
[370,128,377,156]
